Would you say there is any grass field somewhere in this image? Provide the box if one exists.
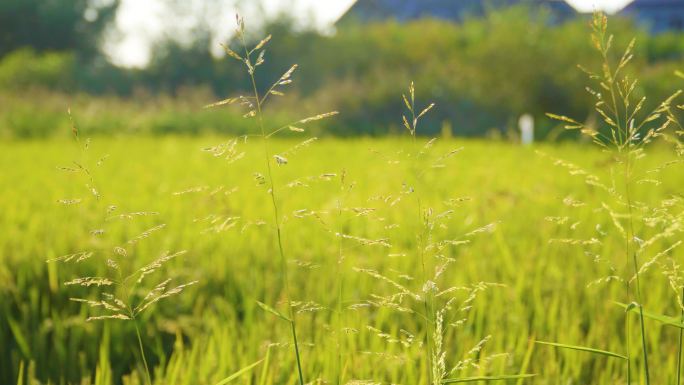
[1,135,683,384]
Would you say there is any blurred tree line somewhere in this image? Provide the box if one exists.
[1,1,684,138]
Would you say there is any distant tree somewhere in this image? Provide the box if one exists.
[145,31,217,93]
[0,0,119,59]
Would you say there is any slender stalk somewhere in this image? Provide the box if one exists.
[410,138,432,384]
[596,22,650,380]
[417,197,434,385]
[406,86,435,385]
[636,294,650,384]
[337,272,344,385]
[626,308,631,384]
[622,158,633,385]
[335,195,345,385]
[134,320,152,385]
[677,287,684,384]
[623,150,650,385]
[240,34,305,385]
[125,281,152,385]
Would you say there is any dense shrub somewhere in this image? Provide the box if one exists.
[0,49,75,91]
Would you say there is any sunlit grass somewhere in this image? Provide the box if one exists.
[1,136,683,384]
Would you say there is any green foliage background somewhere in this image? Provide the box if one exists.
[2,5,684,138]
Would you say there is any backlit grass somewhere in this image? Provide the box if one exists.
[1,136,683,384]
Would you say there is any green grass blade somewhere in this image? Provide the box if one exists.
[616,301,684,329]
[442,374,536,383]
[256,301,291,322]
[516,337,536,385]
[214,359,264,385]
[7,317,31,359]
[258,345,271,385]
[678,288,684,385]
[535,340,627,360]
[16,361,24,385]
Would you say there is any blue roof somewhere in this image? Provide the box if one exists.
[620,0,684,33]
[623,0,684,9]
[337,0,576,24]
[625,0,684,5]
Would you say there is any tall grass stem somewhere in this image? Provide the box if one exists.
[240,32,305,385]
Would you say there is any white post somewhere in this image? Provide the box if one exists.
[519,113,534,145]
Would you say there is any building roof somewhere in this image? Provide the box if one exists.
[336,0,577,25]
[622,0,684,10]
[625,0,684,6]
[620,0,684,32]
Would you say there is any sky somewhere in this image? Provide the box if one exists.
[106,0,635,68]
